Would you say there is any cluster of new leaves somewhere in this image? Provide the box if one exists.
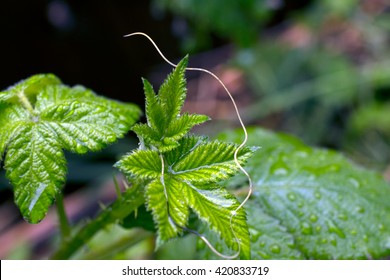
[115,57,255,259]
[0,74,140,223]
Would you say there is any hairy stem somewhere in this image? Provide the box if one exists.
[56,193,71,241]
[80,228,153,259]
[17,90,35,115]
[51,184,145,259]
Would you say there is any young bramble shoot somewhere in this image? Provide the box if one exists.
[0,74,140,223]
[3,32,388,261]
[115,56,255,259]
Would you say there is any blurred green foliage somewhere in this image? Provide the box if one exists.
[154,0,274,49]
[155,0,390,169]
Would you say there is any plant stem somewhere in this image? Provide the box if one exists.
[56,193,71,241]
[81,229,153,260]
[51,184,145,259]
[17,90,35,115]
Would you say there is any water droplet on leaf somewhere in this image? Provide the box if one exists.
[327,221,346,238]
[338,214,348,221]
[295,151,308,158]
[249,229,261,242]
[356,206,365,213]
[329,164,340,172]
[309,214,318,223]
[301,222,313,235]
[107,135,116,142]
[287,193,296,201]
[28,183,47,212]
[274,168,288,175]
[348,177,360,188]
[308,175,316,181]
[270,244,281,254]
[75,143,87,153]
[384,237,390,249]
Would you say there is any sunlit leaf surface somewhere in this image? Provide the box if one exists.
[0,74,140,223]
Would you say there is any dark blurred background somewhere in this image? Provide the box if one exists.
[0,0,183,106]
[1,0,390,259]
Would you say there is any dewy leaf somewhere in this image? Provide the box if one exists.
[1,76,140,223]
[132,56,209,152]
[217,127,390,259]
[116,135,253,258]
[197,201,304,260]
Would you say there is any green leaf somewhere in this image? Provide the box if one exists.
[143,78,165,133]
[158,56,188,125]
[171,138,255,184]
[245,204,304,259]
[117,135,253,258]
[144,180,175,240]
[186,183,250,259]
[165,113,210,140]
[163,134,205,165]
[5,123,67,223]
[0,74,61,104]
[1,76,140,223]
[41,101,127,153]
[145,178,190,248]
[217,127,390,259]
[35,85,141,128]
[197,202,304,260]
[0,104,28,161]
[133,56,209,152]
[115,150,162,180]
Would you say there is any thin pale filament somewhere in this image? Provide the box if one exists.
[126,32,253,259]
